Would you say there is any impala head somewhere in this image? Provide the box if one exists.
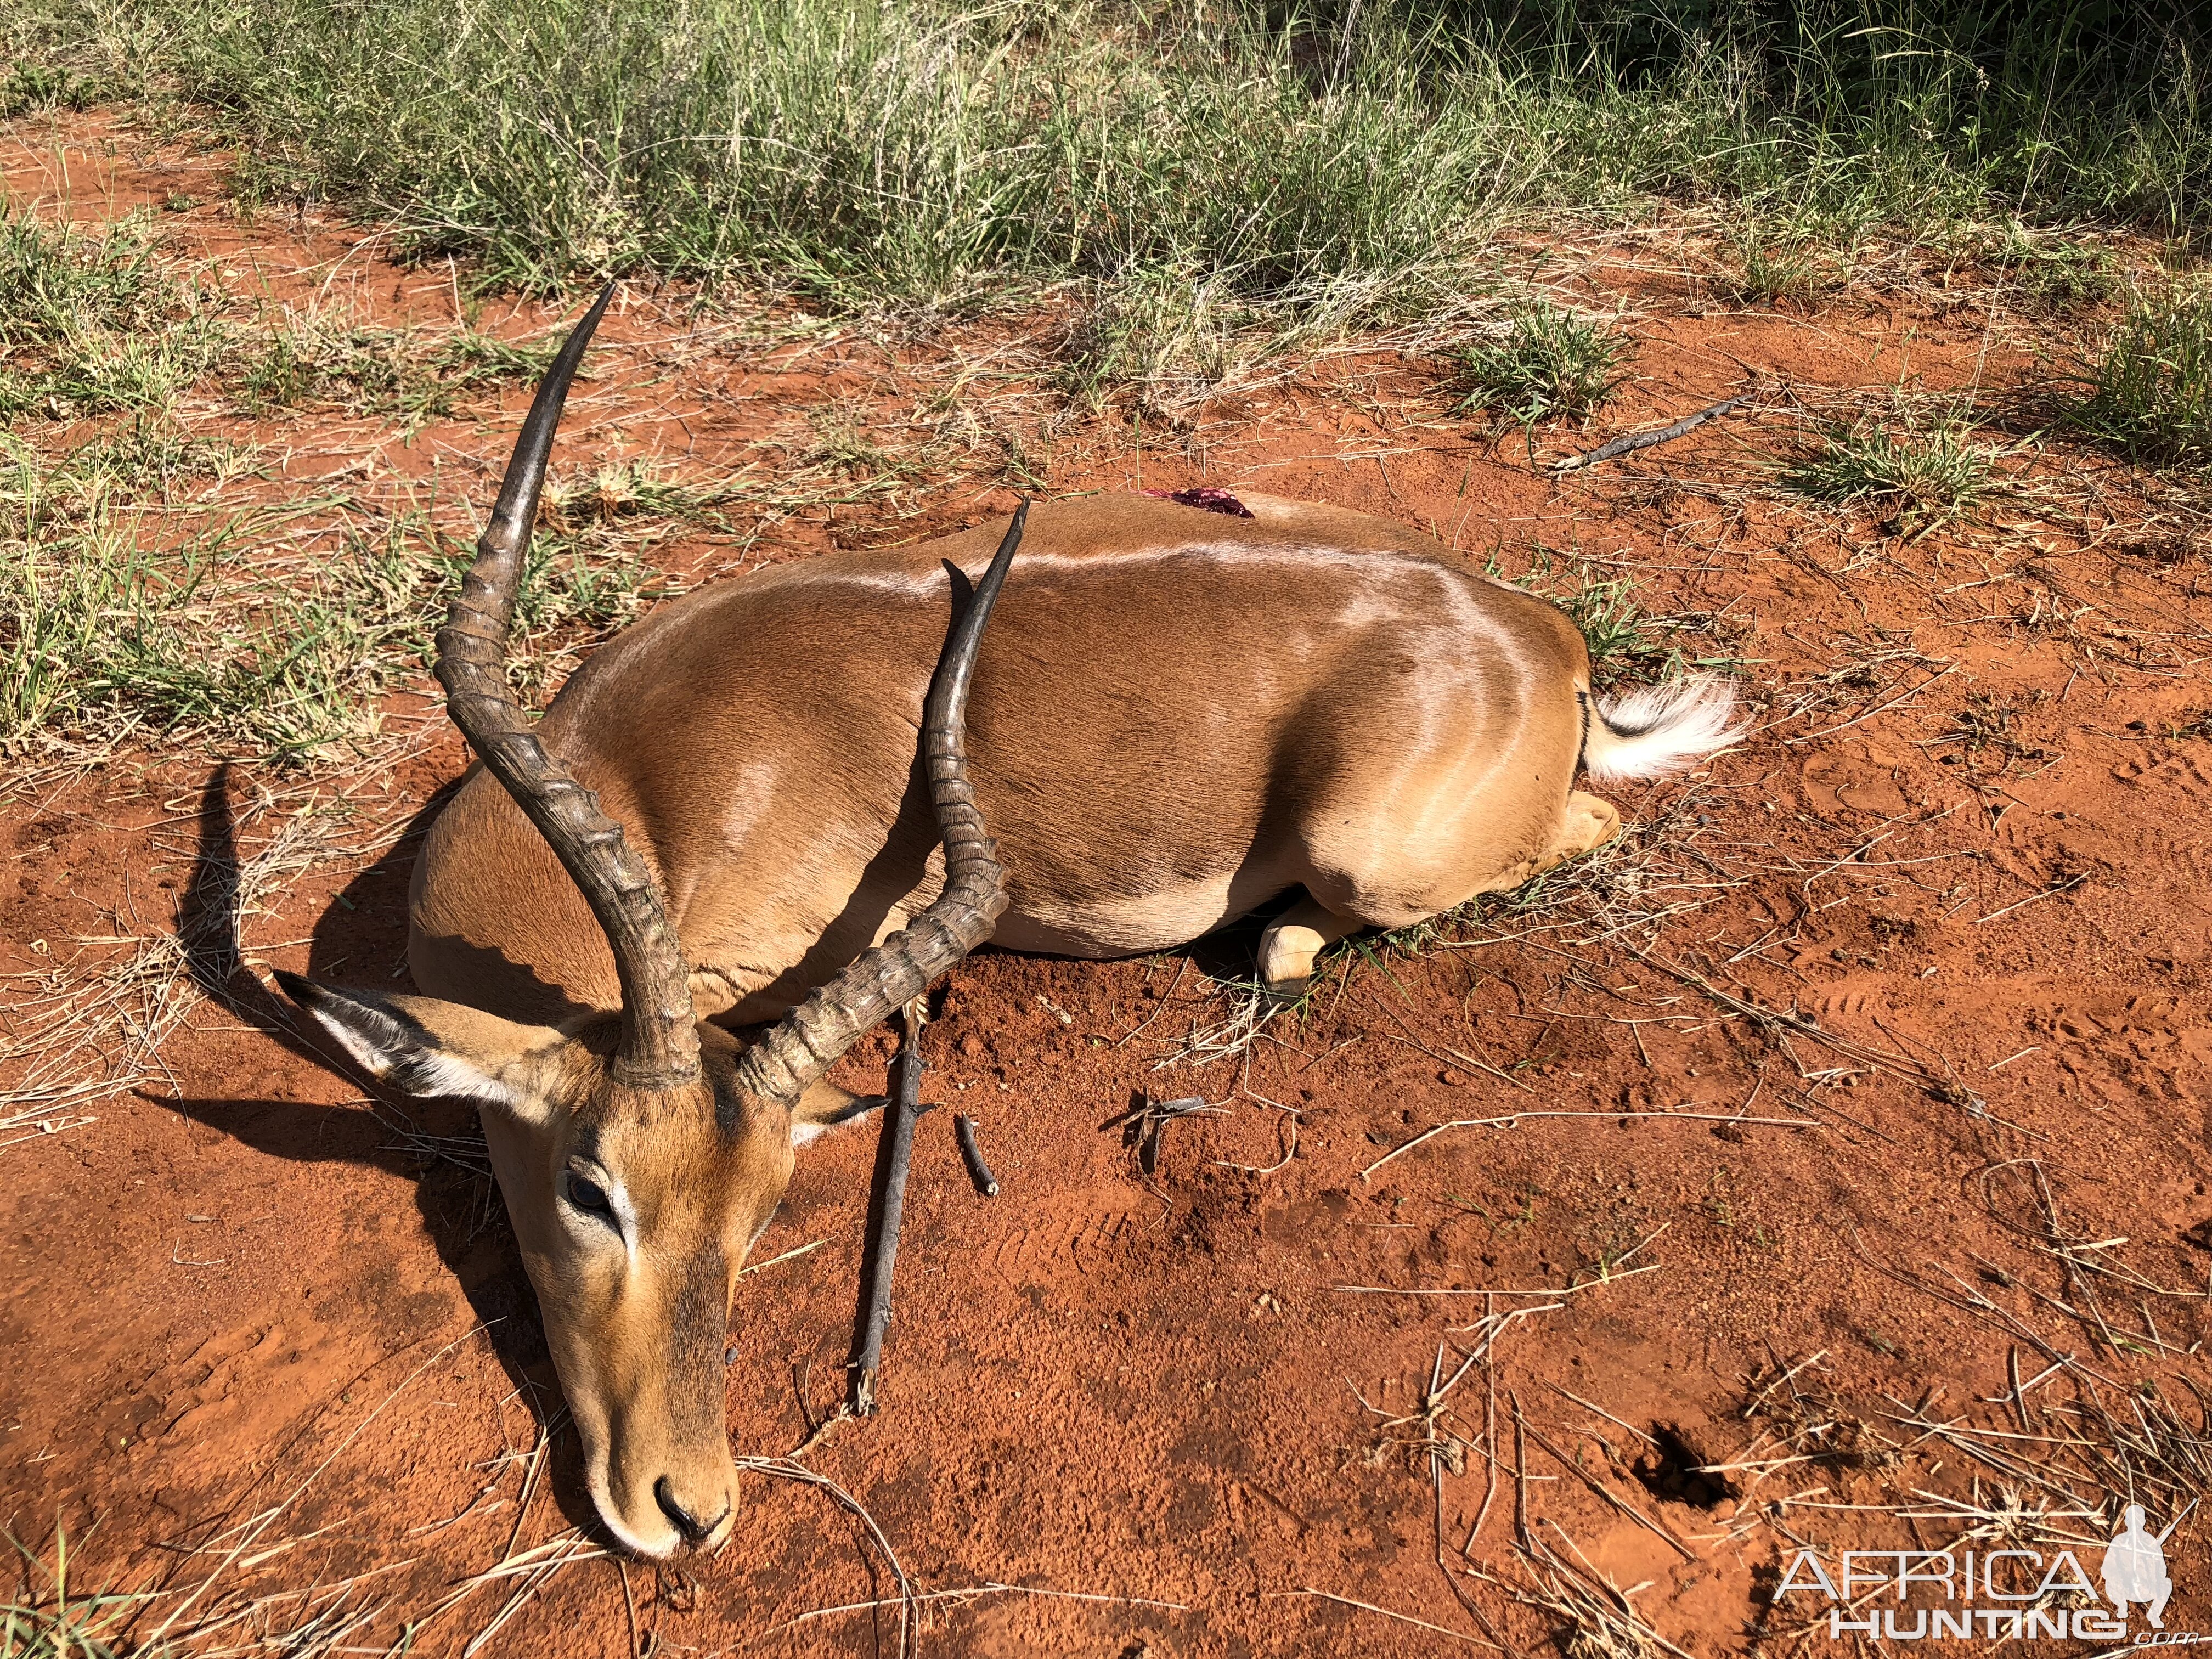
[278,283,1020,1559]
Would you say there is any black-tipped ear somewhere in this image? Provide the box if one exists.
[276,971,559,1115]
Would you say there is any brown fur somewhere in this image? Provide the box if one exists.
[298,491,1632,1559]
[410,493,1606,1025]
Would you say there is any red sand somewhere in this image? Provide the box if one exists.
[3,112,2208,1657]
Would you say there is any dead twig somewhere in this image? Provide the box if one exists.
[1553,396,1741,473]
[953,1113,998,1195]
[1267,1588,1498,1646]
[1363,1108,1816,1180]
[849,998,932,1415]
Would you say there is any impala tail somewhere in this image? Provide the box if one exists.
[1579,674,1744,783]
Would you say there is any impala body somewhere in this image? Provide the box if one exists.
[413,492,1659,1027]
[284,292,1738,1561]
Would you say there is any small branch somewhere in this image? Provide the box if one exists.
[1553,396,1741,473]
[1518,1416,1697,1564]
[953,1113,999,1196]
[1974,872,2088,925]
[849,998,932,1415]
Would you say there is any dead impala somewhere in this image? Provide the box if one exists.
[279,287,1740,1559]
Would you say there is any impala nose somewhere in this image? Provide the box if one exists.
[653,1476,728,1548]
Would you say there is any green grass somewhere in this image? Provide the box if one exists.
[1489,546,1673,680]
[0,208,694,760]
[1986,227,2118,314]
[1,59,99,120]
[0,208,578,427]
[2070,283,2212,467]
[239,313,563,426]
[0,438,673,762]
[3,1527,148,1659]
[1559,575,1671,680]
[1,0,2205,768]
[0,210,223,420]
[1782,416,1992,517]
[0,202,965,764]
[1729,234,1829,306]
[8,0,2207,342]
[1451,301,1626,425]
[1056,266,1254,416]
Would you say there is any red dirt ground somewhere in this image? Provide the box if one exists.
[5,115,2210,1657]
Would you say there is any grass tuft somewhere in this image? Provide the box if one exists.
[1729,234,1828,306]
[3,1526,149,1659]
[0,210,221,421]
[1451,302,1625,426]
[2071,283,2212,468]
[1489,546,1741,690]
[1782,415,1991,518]
[1057,268,1245,418]
[1560,577,1671,681]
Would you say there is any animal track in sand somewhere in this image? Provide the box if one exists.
[991,1186,1152,1280]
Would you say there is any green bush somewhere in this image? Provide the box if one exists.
[1452,302,1626,424]
[2073,284,2212,467]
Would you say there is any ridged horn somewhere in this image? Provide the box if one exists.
[433,281,701,1088]
[733,503,1025,1103]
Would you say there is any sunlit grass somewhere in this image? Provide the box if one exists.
[2072,283,2212,467]
[1451,302,1626,426]
[1782,417,1992,518]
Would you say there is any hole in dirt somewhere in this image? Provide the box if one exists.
[1632,1423,1734,1510]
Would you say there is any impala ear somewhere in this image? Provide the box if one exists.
[788,1079,888,1149]
[275,971,563,1121]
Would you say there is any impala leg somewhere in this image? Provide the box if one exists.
[1480,791,1624,894]
[1258,895,1364,1001]
[1547,791,1622,869]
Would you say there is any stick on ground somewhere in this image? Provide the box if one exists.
[1553,395,1741,473]
[953,1113,998,1196]
[850,998,931,1415]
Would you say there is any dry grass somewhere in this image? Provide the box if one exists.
[1730,1351,1899,1480]
[0,766,414,1149]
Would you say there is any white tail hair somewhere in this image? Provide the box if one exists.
[1581,674,1745,783]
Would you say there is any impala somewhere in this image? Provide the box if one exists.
[280,286,1740,1559]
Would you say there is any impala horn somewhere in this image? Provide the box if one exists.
[433,281,701,1088]
[437,280,1023,1097]
[731,501,1026,1105]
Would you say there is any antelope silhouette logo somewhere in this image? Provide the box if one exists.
[2101,1505,2176,1627]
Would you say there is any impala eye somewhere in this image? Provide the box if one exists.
[563,1170,614,1219]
